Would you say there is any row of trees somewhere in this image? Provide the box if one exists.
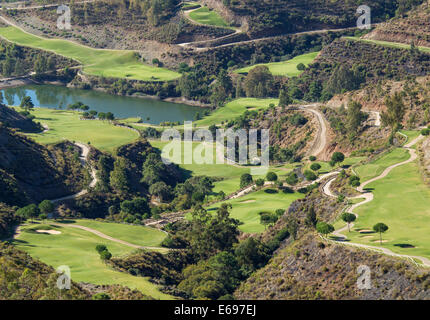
[16,200,54,221]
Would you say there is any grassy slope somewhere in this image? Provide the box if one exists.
[194,98,279,127]
[0,26,180,81]
[235,52,319,77]
[150,139,293,196]
[203,188,304,233]
[344,36,430,53]
[18,107,139,153]
[348,162,430,259]
[188,6,230,28]
[355,148,410,182]
[15,223,172,299]
[69,219,167,248]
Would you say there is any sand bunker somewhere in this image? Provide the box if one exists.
[372,240,388,243]
[36,229,61,235]
[240,200,256,203]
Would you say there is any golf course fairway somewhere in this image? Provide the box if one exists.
[0,25,180,81]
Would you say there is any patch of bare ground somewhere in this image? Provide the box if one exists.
[235,233,430,300]
[418,136,430,185]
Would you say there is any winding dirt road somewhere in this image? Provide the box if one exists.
[322,135,430,267]
[297,104,327,158]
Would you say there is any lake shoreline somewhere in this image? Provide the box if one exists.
[1,83,206,124]
[1,77,211,109]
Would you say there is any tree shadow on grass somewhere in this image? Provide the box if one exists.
[55,219,76,224]
[264,188,278,194]
[329,236,351,242]
[394,243,415,248]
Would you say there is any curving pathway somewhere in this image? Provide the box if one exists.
[322,135,430,267]
[49,223,166,250]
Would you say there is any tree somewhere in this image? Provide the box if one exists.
[373,222,389,245]
[187,204,240,260]
[279,89,292,106]
[149,181,172,202]
[381,92,406,141]
[349,175,361,187]
[16,204,40,222]
[243,66,273,98]
[99,249,112,260]
[304,170,317,181]
[341,212,356,232]
[109,157,130,194]
[92,293,111,300]
[234,238,270,276]
[310,163,321,172]
[240,173,253,188]
[347,100,367,141]
[38,200,54,215]
[285,172,298,185]
[95,244,107,254]
[19,96,34,112]
[331,152,345,166]
[305,206,317,228]
[316,222,335,236]
[255,178,265,187]
[266,172,278,182]
[178,251,242,300]
[260,212,277,228]
[296,63,306,71]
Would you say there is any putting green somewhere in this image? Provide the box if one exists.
[0,25,180,81]
[235,52,319,77]
[16,107,139,153]
[14,222,172,299]
[188,6,230,28]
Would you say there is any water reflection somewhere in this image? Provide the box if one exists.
[1,84,203,124]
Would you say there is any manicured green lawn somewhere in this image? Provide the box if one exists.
[0,26,180,81]
[202,188,304,233]
[14,222,172,299]
[17,107,139,153]
[188,6,230,27]
[344,162,430,260]
[355,148,410,182]
[150,139,293,196]
[182,1,200,9]
[195,98,279,127]
[235,52,319,77]
[400,129,421,145]
[69,219,167,248]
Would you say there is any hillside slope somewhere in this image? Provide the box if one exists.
[235,233,430,300]
[364,2,430,47]
[0,126,88,206]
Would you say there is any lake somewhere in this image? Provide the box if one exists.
[0,84,203,124]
